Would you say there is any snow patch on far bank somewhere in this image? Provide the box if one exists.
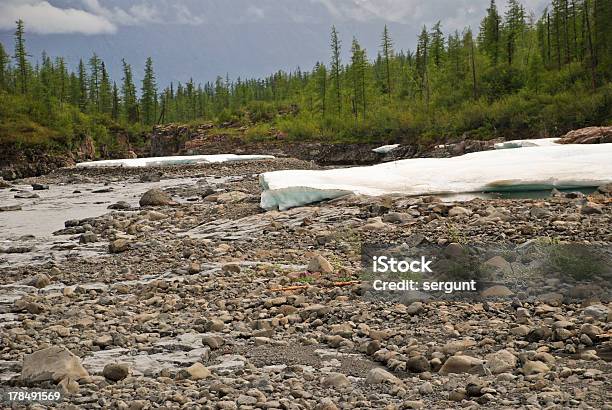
[76,154,275,168]
[260,142,612,211]
[494,138,560,149]
[372,144,400,154]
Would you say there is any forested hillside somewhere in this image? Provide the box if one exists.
[0,0,610,154]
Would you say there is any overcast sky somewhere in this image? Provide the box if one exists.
[0,0,551,85]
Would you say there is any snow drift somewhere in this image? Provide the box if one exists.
[494,138,559,149]
[372,144,400,153]
[260,142,612,211]
[76,154,275,168]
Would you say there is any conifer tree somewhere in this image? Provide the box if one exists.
[141,57,158,125]
[330,26,342,114]
[111,81,120,121]
[480,0,501,65]
[416,26,430,103]
[77,59,88,111]
[314,62,327,117]
[14,19,29,94]
[350,37,368,120]
[88,53,102,111]
[380,25,394,96]
[99,62,112,115]
[121,59,138,123]
[430,22,445,67]
[0,42,8,91]
[504,0,526,65]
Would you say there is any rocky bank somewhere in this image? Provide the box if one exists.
[0,158,611,409]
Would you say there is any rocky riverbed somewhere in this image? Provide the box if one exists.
[0,158,611,409]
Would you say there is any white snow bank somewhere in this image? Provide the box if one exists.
[76,154,275,168]
[494,138,559,149]
[260,143,612,210]
[372,144,400,154]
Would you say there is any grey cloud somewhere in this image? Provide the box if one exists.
[0,0,116,34]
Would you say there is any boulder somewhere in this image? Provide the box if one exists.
[557,126,612,144]
[581,202,603,215]
[307,254,334,274]
[322,372,351,388]
[481,285,514,298]
[439,355,483,375]
[25,274,51,289]
[176,362,211,380]
[365,367,400,385]
[406,356,430,373]
[202,335,224,349]
[140,173,162,183]
[522,360,550,375]
[109,239,131,254]
[448,206,472,217]
[442,339,477,354]
[21,346,89,383]
[581,305,610,321]
[79,232,98,244]
[108,201,132,210]
[382,212,413,224]
[485,349,518,374]
[102,363,129,381]
[216,191,250,204]
[139,189,177,207]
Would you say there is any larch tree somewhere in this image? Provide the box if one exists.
[380,25,394,97]
[430,22,445,67]
[111,82,120,121]
[0,42,8,91]
[504,0,526,65]
[88,53,102,112]
[141,57,158,125]
[330,26,342,114]
[14,19,29,94]
[480,0,502,65]
[121,59,138,123]
[350,37,368,121]
[416,26,430,104]
[99,62,112,115]
[77,59,88,112]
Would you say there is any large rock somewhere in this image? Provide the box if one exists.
[322,372,351,388]
[307,254,334,274]
[21,346,89,383]
[406,356,430,373]
[109,239,131,254]
[139,189,177,207]
[102,363,129,381]
[485,349,518,374]
[581,305,610,321]
[216,191,250,204]
[439,355,483,375]
[176,362,211,380]
[522,360,550,375]
[557,126,612,145]
[365,367,400,385]
[481,285,514,298]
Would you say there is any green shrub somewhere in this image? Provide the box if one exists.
[245,123,273,141]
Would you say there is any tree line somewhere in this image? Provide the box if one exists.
[0,0,610,149]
